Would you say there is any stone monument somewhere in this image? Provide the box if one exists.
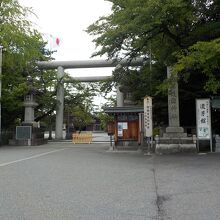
[9,76,47,146]
[155,67,197,153]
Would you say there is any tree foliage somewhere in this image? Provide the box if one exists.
[87,0,220,126]
[0,0,51,128]
[96,111,114,131]
[88,0,220,62]
[174,38,220,93]
[0,0,98,130]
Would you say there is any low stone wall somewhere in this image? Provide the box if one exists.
[9,138,48,146]
[9,127,48,146]
[155,135,197,154]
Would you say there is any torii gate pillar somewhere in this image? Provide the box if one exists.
[56,66,65,139]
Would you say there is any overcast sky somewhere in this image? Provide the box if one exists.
[19,0,113,77]
[19,0,114,107]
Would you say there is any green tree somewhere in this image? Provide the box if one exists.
[174,38,220,94]
[0,0,103,135]
[174,38,220,129]
[69,106,93,131]
[0,0,52,128]
[96,111,114,131]
[87,0,220,126]
[63,81,99,131]
[87,0,220,63]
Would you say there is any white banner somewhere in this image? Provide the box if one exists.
[117,122,123,137]
[144,96,153,137]
[196,99,211,140]
[123,122,128,129]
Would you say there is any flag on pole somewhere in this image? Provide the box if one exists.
[43,33,61,51]
[50,34,60,49]
[55,37,60,46]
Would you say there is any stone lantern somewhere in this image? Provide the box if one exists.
[23,76,38,126]
[9,75,47,146]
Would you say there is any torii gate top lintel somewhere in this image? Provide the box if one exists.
[37,57,145,70]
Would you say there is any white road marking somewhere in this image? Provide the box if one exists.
[0,148,66,167]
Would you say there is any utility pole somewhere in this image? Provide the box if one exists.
[0,46,3,145]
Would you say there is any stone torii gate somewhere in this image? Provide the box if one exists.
[37,58,145,139]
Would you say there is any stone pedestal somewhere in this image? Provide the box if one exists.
[155,67,196,153]
[164,127,187,138]
[155,135,197,154]
[9,126,47,146]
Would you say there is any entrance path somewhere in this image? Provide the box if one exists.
[0,143,220,219]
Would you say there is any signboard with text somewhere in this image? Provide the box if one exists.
[144,96,153,137]
[117,122,123,137]
[117,122,128,137]
[16,126,32,140]
[196,99,211,140]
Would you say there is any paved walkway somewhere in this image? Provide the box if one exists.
[0,143,220,219]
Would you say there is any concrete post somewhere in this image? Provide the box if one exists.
[165,66,184,135]
[116,85,124,107]
[0,46,2,144]
[167,66,180,127]
[139,113,144,147]
[155,66,196,154]
[55,66,64,139]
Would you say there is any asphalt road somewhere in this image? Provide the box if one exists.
[0,143,220,220]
